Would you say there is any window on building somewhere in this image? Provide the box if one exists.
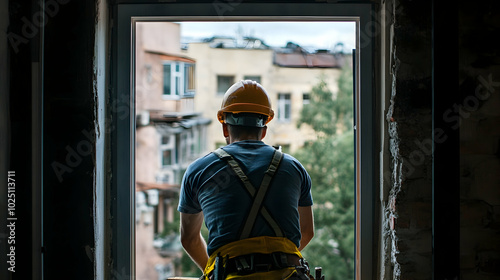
[191,128,199,158]
[303,93,310,105]
[160,135,175,167]
[217,75,234,95]
[277,93,291,122]
[177,132,188,165]
[156,172,173,184]
[184,63,195,96]
[200,126,207,153]
[243,75,261,84]
[163,61,195,97]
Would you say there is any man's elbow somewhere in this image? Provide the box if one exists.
[180,232,196,249]
[303,229,314,243]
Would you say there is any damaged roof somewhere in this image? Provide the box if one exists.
[273,51,344,68]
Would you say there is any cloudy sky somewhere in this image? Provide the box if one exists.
[179,21,356,52]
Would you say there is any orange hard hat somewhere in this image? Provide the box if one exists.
[217,80,274,127]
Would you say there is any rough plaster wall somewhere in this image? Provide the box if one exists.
[458,2,500,279]
[383,1,433,279]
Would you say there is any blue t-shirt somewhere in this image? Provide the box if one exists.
[178,140,313,255]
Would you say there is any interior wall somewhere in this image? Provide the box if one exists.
[381,1,434,279]
[4,1,39,279]
[41,0,99,278]
[458,1,500,279]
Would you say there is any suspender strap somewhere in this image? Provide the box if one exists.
[213,148,284,239]
[213,148,256,196]
[240,150,283,239]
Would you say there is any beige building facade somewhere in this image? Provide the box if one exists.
[186,40,344,153]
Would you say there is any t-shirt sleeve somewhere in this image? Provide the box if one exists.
[177,166,202,214]
[298,163,313,207]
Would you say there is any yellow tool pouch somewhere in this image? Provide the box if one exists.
[203,236,305,280]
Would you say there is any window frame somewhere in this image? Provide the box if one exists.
[159,134,176,168]
[162,61,196,98]
[216,75,235,95]
[243,75,261,84]
[277,93,292,122]
[303,93,311,105]
[112,3,375,279]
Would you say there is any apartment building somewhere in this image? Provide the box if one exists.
[186,38,345,153]
[135,22,211,280]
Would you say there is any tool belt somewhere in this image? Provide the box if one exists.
[203,236,311,280]
[225,252,301,275]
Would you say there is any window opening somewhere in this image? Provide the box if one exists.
[114,5,374,280]
[163,61,195,97]
[243,75,261,84]
[277,93,292,122]
[303,93,310,105]
[134,20,356,280]
[160,134,175,167]
[217,75,235,95]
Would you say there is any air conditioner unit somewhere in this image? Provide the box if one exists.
[146,189,159,206]
[139,110,150,126]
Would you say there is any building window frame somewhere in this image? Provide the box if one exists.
[217,75,235,95]
[243,75,261,84]
[302,93,310,105]
[159,134,176,168]
[277,93,292,122]
[162,61,195,98]
[114,4,375,280]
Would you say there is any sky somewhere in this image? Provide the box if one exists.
[179,21,356,53]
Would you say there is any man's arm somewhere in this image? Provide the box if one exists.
[180,212,209,271]
[298,206,314,251]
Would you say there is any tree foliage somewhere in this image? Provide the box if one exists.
[294,65,354,280]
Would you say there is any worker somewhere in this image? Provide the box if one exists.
[178,80,315,280]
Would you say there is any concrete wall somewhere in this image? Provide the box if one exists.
[458,2,500,279]
[381,1,434,279]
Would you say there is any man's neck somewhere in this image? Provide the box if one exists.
[227,137,260,144]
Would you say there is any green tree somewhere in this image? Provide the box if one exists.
[294,65,354,280]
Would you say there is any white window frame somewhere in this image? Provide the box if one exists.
[277,93,292,122]
[159,134,175,168]
[162,61,195,98]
